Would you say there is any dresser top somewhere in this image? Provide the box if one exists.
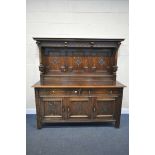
[32,81,125,88]
[33,38,124,42]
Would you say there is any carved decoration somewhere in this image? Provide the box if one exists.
[51,57,59,64]
[75,57,82,66]
[39,64,45,74]
[113,65,118,72]
[98,57,104,65]
[36,41,41,47]
[48,102,56,115]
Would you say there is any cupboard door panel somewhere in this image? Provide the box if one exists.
[67,97,92,119]
[94,98,115,119]
[42,98,64,119]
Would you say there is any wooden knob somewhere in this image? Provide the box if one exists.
[64,42,68,47]
[90,42,95,47]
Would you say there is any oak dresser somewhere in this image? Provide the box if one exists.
[32,38,125,129]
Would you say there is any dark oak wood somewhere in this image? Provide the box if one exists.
[33,38,125,129]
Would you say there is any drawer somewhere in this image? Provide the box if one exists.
[39,88,67,96]
[92,88,120,95]
[39,88,120,97]
[69,88,90,96]
[39,88,91,97]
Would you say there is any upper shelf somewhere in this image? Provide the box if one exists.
[33,38,125,48]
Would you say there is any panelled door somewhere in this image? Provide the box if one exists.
[67,97,92,120]
[42,97,64,120]
[93,97,116,119]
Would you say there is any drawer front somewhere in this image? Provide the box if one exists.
[42,97,64,119]
[39,88,91,97]
[92,88,120,95]
[40,88,67,96]
[39,88,120,98]
[41,41,118,48]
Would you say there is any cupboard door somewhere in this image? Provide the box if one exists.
[67,97,92,119]
[94,98,115,119]
[42,98,64,120]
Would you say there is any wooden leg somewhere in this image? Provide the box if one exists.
[36,115,42,129]
[115,120,120,128]
[114,88,123,128]
[35,88,42,129]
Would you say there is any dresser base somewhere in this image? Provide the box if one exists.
[33,81,125,129]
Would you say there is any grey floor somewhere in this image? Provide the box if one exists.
[26,115,129,155]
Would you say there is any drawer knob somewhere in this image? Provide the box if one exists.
[60,65,68,72]
[90,42,95,47]
[74,90,78,94]
[64,42,68,47]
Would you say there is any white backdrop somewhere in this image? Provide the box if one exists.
[26,0,129,111]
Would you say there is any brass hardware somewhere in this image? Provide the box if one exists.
[60,65,68,72]
[64,42,68,47]
[90,42,95,47]
[93,107,96,112]
[73,89,81,95]
[49,90,55,94]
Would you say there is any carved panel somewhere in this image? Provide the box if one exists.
[68,98,91,119]
[95,98,115,117]
[98,57,104,65]
[44,98,63,117]
[75,57,82,66]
